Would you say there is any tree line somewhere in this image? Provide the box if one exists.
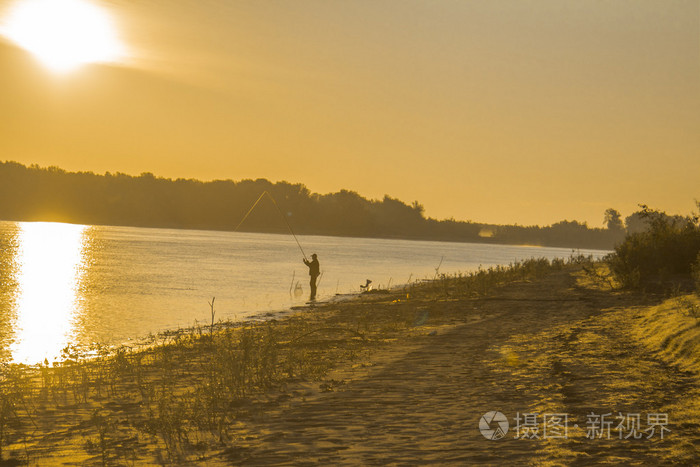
[0,161,630,249]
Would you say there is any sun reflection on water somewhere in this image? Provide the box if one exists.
[10,222,87,364]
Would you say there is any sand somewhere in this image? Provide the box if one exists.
[2,264,699,465]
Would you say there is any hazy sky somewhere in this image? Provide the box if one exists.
[0,0,698,225]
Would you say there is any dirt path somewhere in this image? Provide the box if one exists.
[216,271,699,465]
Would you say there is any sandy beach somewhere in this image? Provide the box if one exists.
[1,260,699,465]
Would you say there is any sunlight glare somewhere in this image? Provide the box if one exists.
[0,0,125,72]
[11,222,87,364]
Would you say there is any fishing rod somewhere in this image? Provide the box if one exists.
[233,190,308,260]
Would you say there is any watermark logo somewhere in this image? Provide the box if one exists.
[478,410,670,440]
[479,411,509,440]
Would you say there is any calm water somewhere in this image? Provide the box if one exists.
[0,221,608,364]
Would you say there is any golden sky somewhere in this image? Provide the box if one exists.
[0,0,698,226]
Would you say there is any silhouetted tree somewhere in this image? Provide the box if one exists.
[604,208,624,231]
[0,160,627,249]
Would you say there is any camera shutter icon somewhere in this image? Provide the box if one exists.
[479,411,509,440]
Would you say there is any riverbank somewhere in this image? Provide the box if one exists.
[1,258,698,464]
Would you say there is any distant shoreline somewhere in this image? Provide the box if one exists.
[0,160,625,250]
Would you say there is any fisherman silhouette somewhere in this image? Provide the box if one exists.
[303,253,320,301]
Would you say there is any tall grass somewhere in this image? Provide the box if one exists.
[411,256,570,301]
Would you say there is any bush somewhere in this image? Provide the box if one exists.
[608,205,700,290]
[693,252,700,294]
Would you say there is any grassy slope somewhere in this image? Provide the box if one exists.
[632,294,700,374]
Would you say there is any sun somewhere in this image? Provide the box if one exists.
[0,0,125,73]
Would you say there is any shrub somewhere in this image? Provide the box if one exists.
[693,251,700,294]
[608,205,700,290]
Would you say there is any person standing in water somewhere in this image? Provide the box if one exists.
[303,253,320,301]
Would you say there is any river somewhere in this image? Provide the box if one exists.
[0,220,608,363]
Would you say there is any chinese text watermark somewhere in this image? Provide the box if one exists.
[480,411,670,440]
